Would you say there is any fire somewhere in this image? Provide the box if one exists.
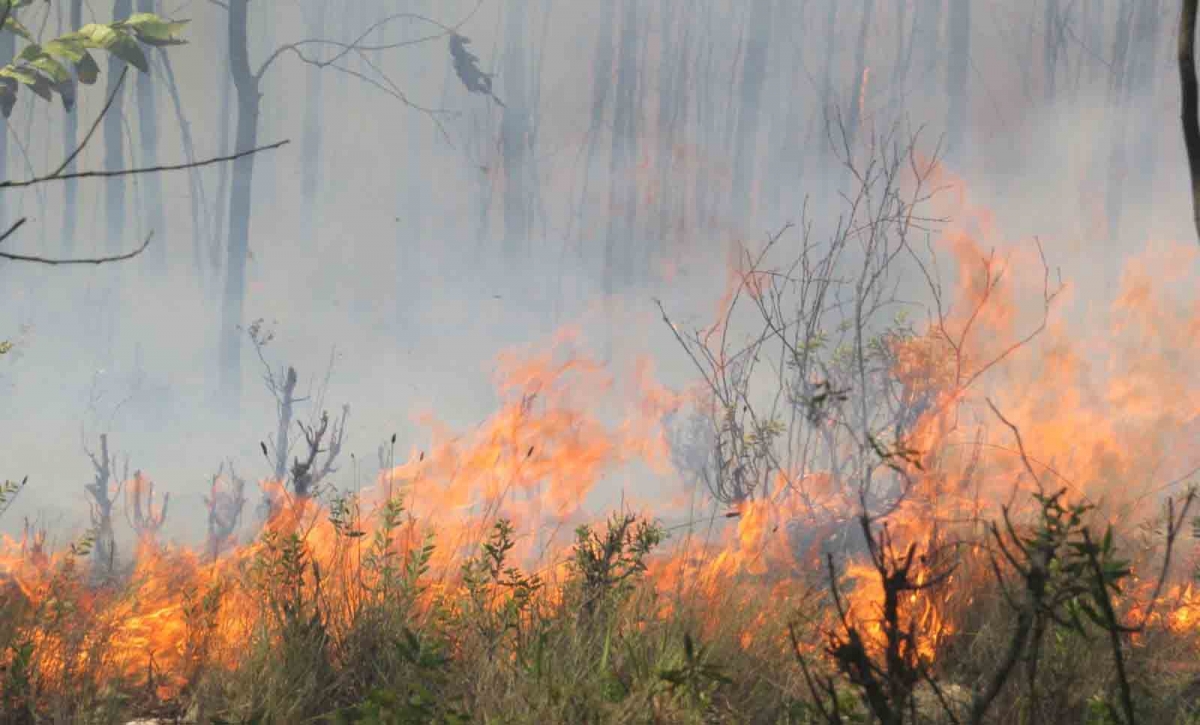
[5,161,1200,714]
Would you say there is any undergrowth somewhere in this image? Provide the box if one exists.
[2,489,1200,724]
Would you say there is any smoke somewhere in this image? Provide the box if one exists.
[0,1,1190,546]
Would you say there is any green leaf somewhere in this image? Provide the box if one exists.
[3,15,32,42]
[75,23,149,72]
[115,13,189,47]
[28,56,72,85]
[74,50,99,84]
[0,76,15,117]
[43,36,88,63]
[0,65,50,100]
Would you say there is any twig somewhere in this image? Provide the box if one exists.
[0,139,290,189]
[1081,528,1135,725]
[50,68,130,179]
[0,230,151,265]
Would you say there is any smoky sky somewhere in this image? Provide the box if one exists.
[0,0,1193,544]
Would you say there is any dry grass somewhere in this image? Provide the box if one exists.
[2,493,1200,725]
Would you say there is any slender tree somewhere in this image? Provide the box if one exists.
[104,0,133,250]
[0,13,13,230]
[844,0,874,152]
[604,0,640,294]
[945,0,970,164]
[136,0,165,270]
[61,0,84,253]
[500,0,533,265]
[1107,1,1134,244]
[215,2,455,406]
[729,0,773,231]
[299,0,326,242]
[1180,0,1200,242]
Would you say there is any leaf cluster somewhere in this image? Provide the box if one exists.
[0,11,188,116]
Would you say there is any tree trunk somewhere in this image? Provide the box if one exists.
[763,0,803,223]
[604,0,639,295]
[845,0,874,153]
[1106,1,1134,244]
[729,0,773,231]
[945,0,970,164]
[817,0,838,198]
[1126,0,1162,219]
[158,50,210,285]
[254,0,278,212]
[61,0,83,253]
[576,0,615,261]
[218,0,261,407]
[300,0,326,242]
[653,0,682,257]
[1179,0,1200,242]
[136,0,165,270]
[1044,0,1060,103]
[398,2,429,330]
[104,0,133,250]
[213,51,235,275]
[500,0,532,265]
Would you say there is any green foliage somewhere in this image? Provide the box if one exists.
[1022,491,1133,637]
[658,632,732,712]
[0,638,34,724]
[334,629,468,724]
[0,10,188,116]
[460,519,543,656]
[360,493,434,605]
[570,512,663,619]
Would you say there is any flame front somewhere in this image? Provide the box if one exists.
[4,166,1200,711]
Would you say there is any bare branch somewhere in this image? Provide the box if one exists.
[0,139,289,190]
[50,67,130,180]
[0,230,151,266]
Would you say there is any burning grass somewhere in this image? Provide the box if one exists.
[4,338,1200,724]
[7,133,1200,723]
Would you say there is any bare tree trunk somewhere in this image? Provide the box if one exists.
[398,2,430,329]
[729,0,773,231]
[1044,0,1060,103]
[885,0,914,125]
[212,50,234,275]
[576,0,615,260]
[219,0,261,407]
[136,0,165,270]
[158,50,210,284]
[917,0,941,99]
[254,0,278,212]
[1084,0,1106,87]
[844,0,874,152]
[763,0,804,222]
[61,0,83,253]
[1180,0,1200,242]
[104,0,133,251]
[500,0,532,265]
[1106,1,1134,244]
[817,0,839,197]
[1126,0,1162,218]
[604,0,639,295]
[945,0,970,164]
[300,0,327,243]
[0,28,15,220]
[653,0,683,256]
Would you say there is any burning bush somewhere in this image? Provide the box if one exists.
[5,127,1200,724]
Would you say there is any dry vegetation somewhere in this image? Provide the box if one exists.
[5,129,1200,724]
